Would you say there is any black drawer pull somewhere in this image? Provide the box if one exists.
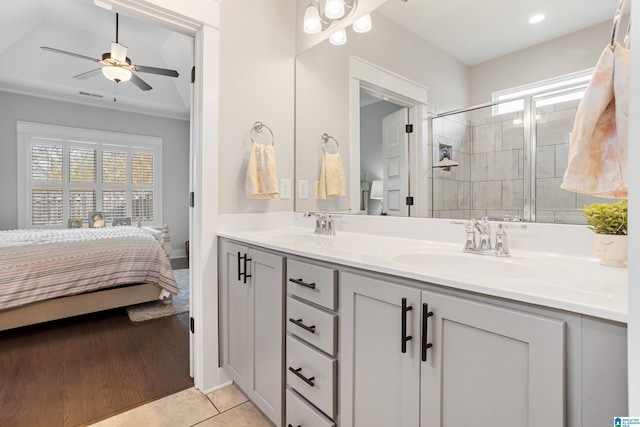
[289,317,316,333]
[401,297,413,353]
[421,303,434,362]
[242,254,251,284]
[289,277,316,289]
[237,251,242,281]
[288,366,315,387]
[288,425,301,427]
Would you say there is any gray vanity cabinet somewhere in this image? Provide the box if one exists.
[340,272,422,427]
[219,239,284,426]
[340,272,565,427]
[420,289,565,427]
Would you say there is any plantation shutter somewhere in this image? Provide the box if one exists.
[131,151,155,221]
[31,143,64,225]
[69,147,97,221]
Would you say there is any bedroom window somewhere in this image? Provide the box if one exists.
[17,122,163,228]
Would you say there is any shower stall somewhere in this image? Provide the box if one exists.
[429,90,616,224]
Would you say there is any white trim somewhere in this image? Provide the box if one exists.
[100,0,223,392]
[349,57,429,216]
[17,121,163,229]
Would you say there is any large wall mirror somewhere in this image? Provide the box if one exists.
[295,0,623,223]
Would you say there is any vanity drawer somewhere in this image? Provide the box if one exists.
[286,388,335,427]
[287,296,338,356]
[287,259,337,310]
[287,335,337,418]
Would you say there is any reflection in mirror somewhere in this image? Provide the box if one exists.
[295,0,623,223]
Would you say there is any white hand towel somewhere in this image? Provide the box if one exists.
[561,43,629,198]
[317,152,345,199]
[245,144,279,199]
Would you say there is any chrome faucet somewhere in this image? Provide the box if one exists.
[304,210,339,236]
[454,217,527,257]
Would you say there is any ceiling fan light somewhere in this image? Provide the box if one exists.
[329,29,347,46]
[303,4,322,34]
[325,0,345,19]
[353,14,372,33]
[102,66,132,82]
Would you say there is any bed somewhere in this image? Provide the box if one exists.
[0,226,178,331]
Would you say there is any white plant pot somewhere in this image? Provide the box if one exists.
[592,234,628,267]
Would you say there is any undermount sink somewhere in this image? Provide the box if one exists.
[254,230,334,244]
[390,249,541,278]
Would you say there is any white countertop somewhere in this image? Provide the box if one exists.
[218,226,628,323]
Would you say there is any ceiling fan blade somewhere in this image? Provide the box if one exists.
[130,73,152,91]
[134,64,179,78]
[41,46,100,62]
[73,68,103,80]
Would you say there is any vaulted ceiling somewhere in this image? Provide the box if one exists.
[0,0,193,120]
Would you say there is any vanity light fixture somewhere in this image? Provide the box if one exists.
[329,29,348,45]
[353,13,372,33]
[303,0,361,35]
[528,14,545,24]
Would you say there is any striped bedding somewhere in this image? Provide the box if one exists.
[0,226,178,311]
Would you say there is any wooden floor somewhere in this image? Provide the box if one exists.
[0,309,192,427]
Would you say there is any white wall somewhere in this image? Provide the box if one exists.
[0,91,190,252]
[469,21,611,105]
[218,0,296,214]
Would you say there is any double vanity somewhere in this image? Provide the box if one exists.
[217,214,628,427]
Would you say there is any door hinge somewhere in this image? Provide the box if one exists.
[406,196,414,206]
[189,192,195,208]
[190,317,195,333]
[191,66,195,84]
[405,124,414,133]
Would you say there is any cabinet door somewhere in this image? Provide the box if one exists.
[340,272,421,427]
[219,240,252,391]
[420,290,565,427]
[251,248,284,426]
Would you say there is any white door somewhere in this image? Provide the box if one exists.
[340,272,421,427]
[382,108,409,216]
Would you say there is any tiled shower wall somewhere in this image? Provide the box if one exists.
[431,99,612,224]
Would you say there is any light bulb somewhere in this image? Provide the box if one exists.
[353,14,372,33]
[325,0,345,19]
[303,4,322,34]
[329,29,347,46]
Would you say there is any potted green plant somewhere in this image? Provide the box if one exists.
[582,199,628,266]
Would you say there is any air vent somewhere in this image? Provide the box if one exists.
[78,91,104,99]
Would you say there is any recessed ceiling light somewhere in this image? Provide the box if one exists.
[528,14,545,24]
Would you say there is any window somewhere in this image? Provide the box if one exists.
[17,122,162,228]
[492,68,593,115]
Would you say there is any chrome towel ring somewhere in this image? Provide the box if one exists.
[250,121,275,145]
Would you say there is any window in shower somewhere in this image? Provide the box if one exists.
[492,68,593,116]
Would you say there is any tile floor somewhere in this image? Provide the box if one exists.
[90,384,274,427]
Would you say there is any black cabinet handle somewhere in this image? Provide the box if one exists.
[421,303,434,362]
[288,424,301,427]
[236,251,241,281]
[289,277,316,289]
[401,297,413,353]
[289,317,316,334]
[288,366,315,387]
[243,254,251,284]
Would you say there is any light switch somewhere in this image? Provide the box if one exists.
[297,179,309,199]
[280,179,291,199]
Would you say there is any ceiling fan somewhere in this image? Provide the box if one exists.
[41,13,179,92]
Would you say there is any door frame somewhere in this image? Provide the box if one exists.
[110,0,222,392]
[349,57,430,216]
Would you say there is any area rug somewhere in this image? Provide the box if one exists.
[126,269,189,322]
